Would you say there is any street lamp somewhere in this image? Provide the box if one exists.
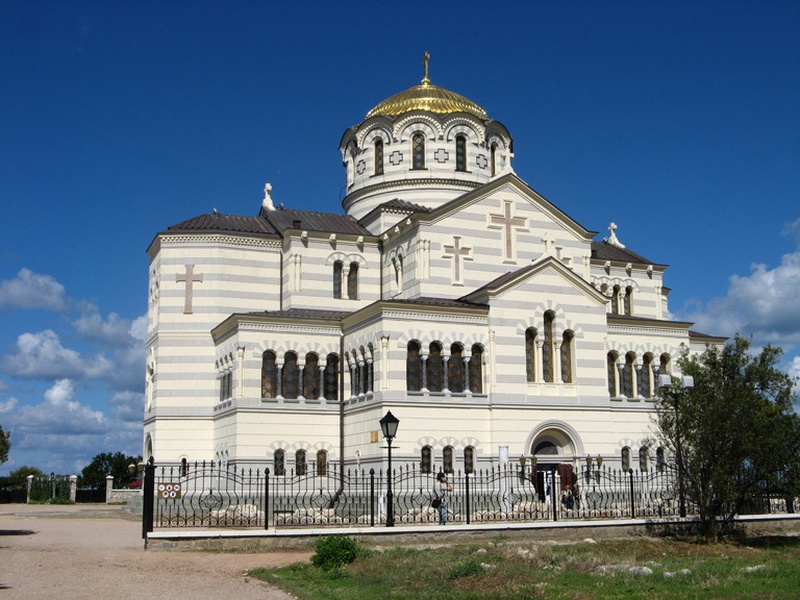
[379,410,400,527]
[659,374,694,518]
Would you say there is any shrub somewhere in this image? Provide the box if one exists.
[311,535,360,571]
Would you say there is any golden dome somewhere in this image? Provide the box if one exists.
[366,82,488,120]
[366,54,486,120]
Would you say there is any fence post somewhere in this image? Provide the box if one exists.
[628,469,636,518]
[369,469,375,527]
[465,468,471,525]
[263,468,270,530]
[142,457,155,542]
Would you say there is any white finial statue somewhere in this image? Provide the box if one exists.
[262,183,275,212]
[607,222,625,248]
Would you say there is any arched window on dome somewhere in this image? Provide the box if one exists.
[374,138,384,175]
[455,134,467,172]
[491,143,498,176]
[412,133,426,170]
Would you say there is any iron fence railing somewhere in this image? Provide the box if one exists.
[141,459,799,535]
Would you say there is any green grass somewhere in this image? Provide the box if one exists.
[250,535,800,599]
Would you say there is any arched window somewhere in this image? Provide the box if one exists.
[427,342,444,392]
[621,447,631,472]
[406,341,422,391]
[283,352,299,399]
[448,343,464,393]
[296,449,307,476]
[274,449,286,476]
[412,133,425,170]
[347,262,359,300]
[261,351,278,398]
[304,353,319,399]
[611,285,621,315]
[639,446,649,472]
[660,353,671,376]
[543,312,555,383]
[443,446,454,473]
[374,138,384,175]
[316,450,328,476]
[656,447,666,473]
[560,330,574,383]
[455,134,467,172]
[468,344,483,393]
[607,352,619,398]
[464,446,475,473]
[639,353,654,398]
[421,445,433,474]
[333,261,343,299]
[324,353,339,401]
[624,286,633,316]
[622,352,636,398]
[490,142,497,176]
[525,328,537,382]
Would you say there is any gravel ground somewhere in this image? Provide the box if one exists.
[0,503,310,599]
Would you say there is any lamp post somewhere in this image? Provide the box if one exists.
[379,410,399,527]
[659,374,694,518]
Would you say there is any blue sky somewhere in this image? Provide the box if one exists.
[1,1,798,476]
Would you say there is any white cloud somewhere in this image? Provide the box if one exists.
[5,379,108,436]
[680,249,800,346]
[0,329,113,381]
[72,304,132,346]
[107,390,145,423]
[0,268,67,311]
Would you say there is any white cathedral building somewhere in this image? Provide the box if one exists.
[144,60,722,479]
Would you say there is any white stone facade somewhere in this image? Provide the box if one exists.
[143,70,723,479]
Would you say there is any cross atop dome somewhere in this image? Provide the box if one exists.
[421,51,431,86]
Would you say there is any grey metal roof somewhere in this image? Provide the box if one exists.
[387,296,487,309]
[165,213,278,236]
[591,240,658,266]
[264,208,371,236]
[244,307,352,321]
[378,198,433,214]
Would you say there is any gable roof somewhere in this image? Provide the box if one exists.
[461,256,608,305]
[263,207,371,236]
[164,213,279,236]
[420,172,598,242]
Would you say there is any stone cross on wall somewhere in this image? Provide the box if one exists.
[489,201,527,261]
[176,264,203,314]
[443,236,472,283]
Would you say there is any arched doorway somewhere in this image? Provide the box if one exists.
[529,426,580,503]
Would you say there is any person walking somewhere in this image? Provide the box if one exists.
[434,472,453,525]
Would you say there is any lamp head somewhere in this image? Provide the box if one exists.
[379,410,399,439]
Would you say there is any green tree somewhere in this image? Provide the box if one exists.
[655,335,800,540]
[10,465,44,479]
[0,425,9,464]
[79,452,143,489]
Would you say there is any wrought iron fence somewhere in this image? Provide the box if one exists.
[142,459,800,534]
[144,460,704,532]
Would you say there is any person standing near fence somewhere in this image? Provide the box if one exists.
[434,472,452,525]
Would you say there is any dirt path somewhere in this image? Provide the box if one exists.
[0,504,311,599]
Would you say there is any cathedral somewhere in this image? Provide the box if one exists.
[144,57,722,479]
